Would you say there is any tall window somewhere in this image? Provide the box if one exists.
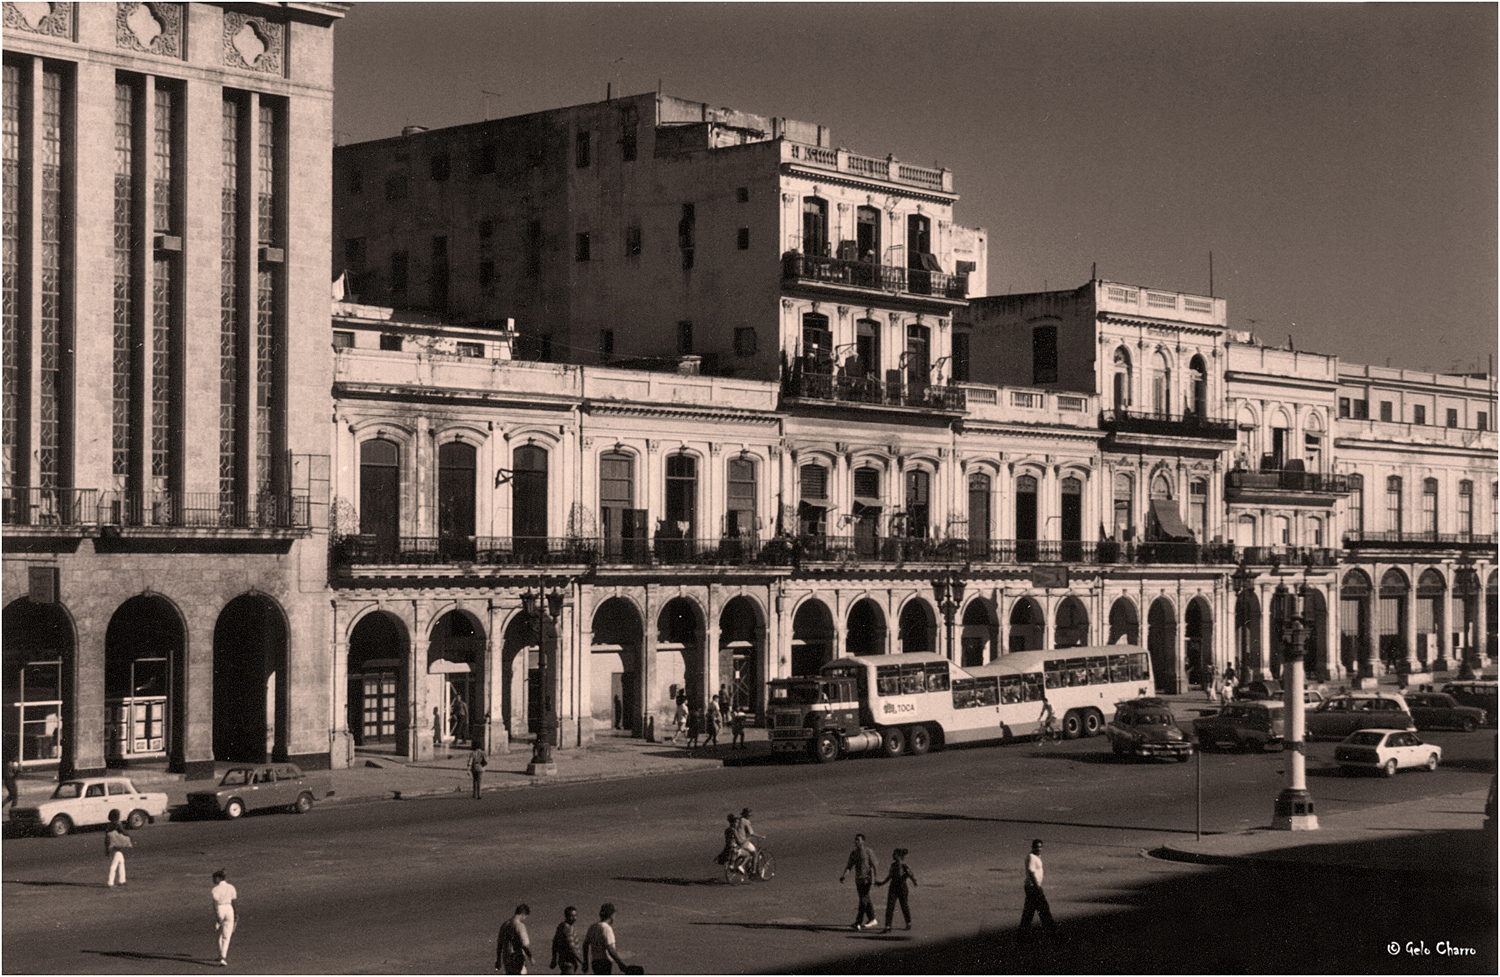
[254,98,283,501]
[1347,474,1364,536]
[855,319,881,380]
[1151,351,1171,416]
[853,466,881,556]
[1032,325,1058,385]
[1015,475,1038,541]
[1189,479,1208,538]
[574,131,590,168]
[358,439,400,553]
[511,444,548,541]
[1189,355,1208,418]
[905,470,931,538]
[906,323,930,391]
[665,454,697,538]
[438,441,477,540]
[726,458,756,537]
[116,80,138,490]
[1422,477,1438,536]
[1060,476,1082,542]
[968,472,991,546]
[799,463,828,536]
[1386,476,1403,535]
[1274,515,1291,546]
[801,313,832,372]
[856,205,880,262]
[802,197,828,256]
[1459,480,1473,538]
[906,213,933,293]
[1309,516,1323,546]
[1113,473,1134,541]
[599,451,640,548]
[152,84,182,497]
[38,66,65,493]
[220,96,242,500]
[1,61,20,484]
[1112,347,1132,410]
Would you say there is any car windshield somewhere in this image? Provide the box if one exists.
[218,769,252,786]
[1346,731,1385,746]
[1135,712,1173,725]
[1219,706,1250,718]
[51,781,84,799]
[770,681,825,705]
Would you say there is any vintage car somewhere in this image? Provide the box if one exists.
[1442,681,1498,725]
[1334,729,1441,777]
[185,763,332,819]
[1403,692,1487,732]
[1233,679,1282,701]
[10,776,170,837]
[1193,701,1285,752]
[1305,692,1415,740]
[1104,697,1194,762]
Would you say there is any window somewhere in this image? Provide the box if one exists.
[727,458,756,537]
[736,186,749,203]
[1151,351,1171,415]
[472,142,496,176]
[733,327,756,357]
[1379,401,1393,422]
[389,251,408,294]
[599,452,640,553]
[905,470,931,538]
[1386,476,1403,534]
[620,107,638,162]
[1112,348,1132,410]
[625,225,641,257]
[968,472,991,545]
[575,131,590,168]
[429,153,450,181]
[677,320,693,355]
[511,444,548,541]
[906,214,933,292]
[665,453,698,538]
[1481,411,1491,431]
[1189,479,1207,538]
[1015,474,1038,551]
[1304,432,1322,472]
[737,227,750,250]
[802,197,828,256]
[1274,515,1291,546]
[379,334,403,352]
[1189,356,1208,417]
[1422,477,1438,535]
[799,464,828,536]
[359,438,400,551]
[1339,397,1351,418]
[906,324,931,390]
[1032,326,1058,385]
[1113,473,1134,541]
[1413,404,1426,425]
[384,173,408,200]
[575,232,590,262]
[678,202,695,259]
[802,313,833,372]
[1447,408,1459,428]
[855,319,880,380]
[456,342,484,358]
[1347,474,1364,535]
[438,441,477,540]
[1459,480,1473,537]
[951,332,970,383]
[856,205,880,263]
[598,329,614,362]
[1353,399,1368,420]
[332,331,354,349]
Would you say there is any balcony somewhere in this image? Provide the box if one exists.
[782,251,968,301]
[96,491,311,531]
[333,535,796,571]
[1,487,99,531]
[782,368,966,413]
[1099,408,1238,442]
[1239,546,1343,567]
[1225,468,1351,506]
[1344,530,1498,553]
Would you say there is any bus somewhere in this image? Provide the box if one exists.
[765,645,1155,762]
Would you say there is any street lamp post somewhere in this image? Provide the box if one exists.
[522,577,566,776]
[932,571,967,661]
[1271,578,1319,830]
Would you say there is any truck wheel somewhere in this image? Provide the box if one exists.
[224,798,245,819]
[879,726,906,758]
[126,809,149,830]
[812,733,841,764]
[47,815,72,837]
[293,792,314,814]
[906,725,932,756]
[1083,710,1103,737]
[1061,711,1083,740]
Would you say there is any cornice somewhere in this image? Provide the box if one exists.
[781,164,957,206]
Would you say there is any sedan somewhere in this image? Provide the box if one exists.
[10,777,170,836]
[1403,692,1486,732]
[1334,729,1442,777]
[185,763,332,819]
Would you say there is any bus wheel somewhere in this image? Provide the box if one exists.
[879,726,906,758]
[1083,710,1104,737]
[1062,711,1083,740]
[906,725,932,756]
[812,732,841,764]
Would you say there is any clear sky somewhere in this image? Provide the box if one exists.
[332,2,1497,374]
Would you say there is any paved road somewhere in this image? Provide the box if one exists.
[3,730,1494,974]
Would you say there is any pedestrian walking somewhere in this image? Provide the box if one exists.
[495,903,533,974]
[706,695,723,747]
[1017,839,1056,940]
[467,744,488,799]
[1219,668,1234,703]
[1204,664,1217,701]
[3,755,18,809]
[210,869,238,966]
[876,847,917,932]
[717,685,730,721]
[582,903,627,975]
[105,811,132,887]
[685,702,702,749]
[550,906,583,974]
[671,693,689,746]
[839,833,878,930]
[730,709,746,749]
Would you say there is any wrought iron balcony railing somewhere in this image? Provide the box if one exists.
[1225,469,1351,497]
[96,491,310,530]
[1344,530,1498,549]
[782,370,966,412]
[1099,408,1238,440]
[1239,545,1343,567]
[1,487,98,528]
[781,251,968,300]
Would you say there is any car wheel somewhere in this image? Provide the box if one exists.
[126,809,149,830]
[293,792,314,814]
[1382,759,1399,778]
[47,814,72,837]
[879,726,906,758]
[906,725,932,757]
[1462,717,1478,733]
[224,798,245,819]
[1062,711,1083,740]
[1424,753,1439,772]
[1083,710,1103,737]
[812,732,840,764]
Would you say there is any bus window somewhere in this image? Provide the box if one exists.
[1022,674,1045,701]
[1107,654,1126,682]
[900,666,924,695]
[1087,657,1108,684]
[976,676,1000,706]
[1132,653,1149,681]
[925,663,950,692]
[999,675,1021,704]
[1043,662,1064,689]
[876,665,901,697]
[1068,666,1086,687]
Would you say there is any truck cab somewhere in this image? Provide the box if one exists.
[766,675,862,760]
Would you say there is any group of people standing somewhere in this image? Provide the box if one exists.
[670,687,747,750]
[495,903,629,975]
[1202,662,1249,703]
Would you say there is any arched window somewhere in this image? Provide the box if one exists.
[1309,515,1323,547]
[1112,347,1132,411]
[1189,478,1208,538]
[1151,351,1171,416]
[1113,473,1133,541]
[437,440,476,540]
[1189,355,1208,418]
[802,197,829,256]
[665,453,698,538]
[1386,476,1403,534]
[726,457,756,538]
[968,472,991,548]
[853,465,882,556]
[1422,477,1438,536]
[799,463,828,537]
[1274,514,1291,546]
[600,451,641,558]
[511,444,548,541]
[1459,480,1474,538]
[905,469,931,539]
[1151,472,1174,499]
[1236,513,1256,548]
[1016,474,1038,560]
[359,438,400,552]
[856,205,881,263]
[855,318,881,381]
[1304,413,1324,472]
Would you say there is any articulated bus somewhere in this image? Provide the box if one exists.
[766,645,1155,762]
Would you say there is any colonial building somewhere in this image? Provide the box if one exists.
[2,2,348,776]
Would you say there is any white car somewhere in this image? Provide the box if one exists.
[1333,729,1442,778]
[10,776,170,836]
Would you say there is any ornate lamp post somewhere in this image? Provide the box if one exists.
[932,571,968,661]
[1271,577,1319,830]
[522,577,566,776]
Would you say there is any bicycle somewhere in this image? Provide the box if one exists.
[1038,712,1062,744]
[721,846,775,884]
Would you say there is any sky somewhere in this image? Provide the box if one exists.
[332,2,1498,374]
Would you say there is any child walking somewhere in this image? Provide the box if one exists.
[876,847,917,932]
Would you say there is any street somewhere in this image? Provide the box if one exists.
[3,730,1495,974]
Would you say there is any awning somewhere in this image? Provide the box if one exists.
[1149,498,1194,542]
[916,252,943,272]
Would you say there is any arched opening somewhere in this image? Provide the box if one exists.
[512,443,549,560]
[1339,569,1372,676]
[4,598,75,770]
[846,598,888,658]
[359,438,400,557]
[1054,596,1089,648]
[501,613,538,738]
[437,440,477,560]
[1455,567,1481,665]
[898,600,936,655]
[428,610,485,748]
[1108,598,1140,646]
[1415,569,1446,667]
[1009,597,1044,652]
[212,594,287,763]
[658,597,705,713]
[592,598,644,736]
[1189,355,1208,418]
[1112,347,1132,411]
[719,597,764,716]
[1235,589,1263,680]
[1185,597,1213,687]
[1378,569,1410,671]
[1151,351,1171,416]
[1148,597,1178,693]
[792,599,835,676]
[108,595,185,766]
[348,611,409,754]
[1302,588,1330,681]
[1015,474,1038,562]
[959,600,997,666]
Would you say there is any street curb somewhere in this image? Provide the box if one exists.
[1150,839,1497,883]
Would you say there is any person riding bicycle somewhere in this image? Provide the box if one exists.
[717,813,740,866]
[1037,697,1057,739]
[735,808,762,869]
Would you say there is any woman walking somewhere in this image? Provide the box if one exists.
[876,847,917,932]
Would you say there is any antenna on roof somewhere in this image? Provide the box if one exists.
[481,89,504,121]
[1209,251,1214,297]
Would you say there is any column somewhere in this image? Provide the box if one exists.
[1257,584,1273,680]
[1436,578,1453,672]
[1403,574,1420,674]
[484,599,509,755]
[1477,574,1490,665]
[330,601,355,768]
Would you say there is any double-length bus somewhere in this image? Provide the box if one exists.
[766,645,1154,762]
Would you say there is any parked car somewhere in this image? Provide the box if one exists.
[1234,679,1282,701]
[1442,681,1499,726]
[1334,729,1441,777]
[1303,688,1326,706]
[10,776,170,837]
[1403,692,1486,732]
[1305,692,1414,740]
[1193,701,1285,752]
[185,763,332,820]
[1105,698,1194,762]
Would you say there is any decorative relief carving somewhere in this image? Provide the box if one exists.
[117,2,183,58]
[4,1,73,37]
[223,10,284,75]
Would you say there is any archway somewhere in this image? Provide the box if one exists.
[592,598,644,736]
[1454,568,1481,665]
[1339,570,1373,677]
[1009,597,1044,652]
[348,611,409,754]
[1054,596,1089,648]
[1147,597,1177,693]
[1185,596,1213,686]
[1235,590,1262,680]
[719,597,764,715]
[1108,598,1139,646]
[3,598,75,770]
[108,595,186,766]
[1378,568,1410,670]
[845,598,887,658]
[428,610,485,747]
[898,599,936,655]
[959,600,997,666]
[1302,588,1330,681]
[792,599,836,676]
[658,597,705,713]
[212,594,287,763]
[1415,569,1446,667]
[501,613,539,737]
[1490,571,1499,661]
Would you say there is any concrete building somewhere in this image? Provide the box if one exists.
[2,2,348,777]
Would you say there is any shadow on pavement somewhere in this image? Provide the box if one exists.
[81,949,217,968]
[692,921,869,935]
[5,879,111,888]
[843,809,1226,836]
[613,875,724,887]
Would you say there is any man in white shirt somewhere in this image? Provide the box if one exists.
[1017,839,1056,939]
[582,903,626,975]
[210,870,238,966]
